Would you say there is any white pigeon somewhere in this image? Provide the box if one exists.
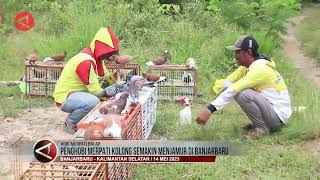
[103,119,122,138]
[186,57,197,69]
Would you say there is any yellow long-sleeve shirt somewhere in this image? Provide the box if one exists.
[211,59,292,123]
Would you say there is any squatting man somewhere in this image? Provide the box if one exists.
[196,35,292,139]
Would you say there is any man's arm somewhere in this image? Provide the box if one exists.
[225,66,247,83]
[212,66,247,94]
[210,64,269,111]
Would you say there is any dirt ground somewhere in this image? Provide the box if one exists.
[0,106,71,142]
[283,15,320,86]
[282,15,320,154]
[0,106,72,179]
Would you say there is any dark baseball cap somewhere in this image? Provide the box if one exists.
[226,35,259,52]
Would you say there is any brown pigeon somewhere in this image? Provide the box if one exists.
[84,123,105,140]
[146,50,169,66]
[143,73,161,82]
[110,54,137,64]
[25,49,39,64]
[51,50,67,61]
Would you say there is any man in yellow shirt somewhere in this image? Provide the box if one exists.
[196,35,292,139]
[53,27,124,134]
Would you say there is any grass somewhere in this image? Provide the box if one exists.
[134,147,320,179]
[295,3,320,62]
[0,86,52,117]
[132,53,320,178]
[1,0,320,179]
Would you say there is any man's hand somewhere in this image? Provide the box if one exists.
[196,108,212,125]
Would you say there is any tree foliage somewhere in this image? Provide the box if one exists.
[206,0,300,36]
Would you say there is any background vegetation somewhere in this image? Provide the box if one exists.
[295,3,320,62]
[0,0,320,179]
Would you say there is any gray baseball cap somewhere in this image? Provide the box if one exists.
[226,35,259,51]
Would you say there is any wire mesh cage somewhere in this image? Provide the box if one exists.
[105,63,140,81]
[107,163,135,180]
[73,101,143,140]
[25,62,65,98]
[71,87,157,179]
[140,87,157,139]
[10,136,23,180]
[21,162,107,180]
[72,101,142,180]
[147,65,198,101]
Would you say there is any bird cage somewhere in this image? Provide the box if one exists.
[25,62,65,98]
[21,162,107,180]
[74,87,157,140]
[72,87,157,179]
[73,101,142,180]
[73,101,143,140]
[9,136,23,180]
[140,87,157,139]
[107,163,135,180]
[147,65,198,101]
[105,63,140,81]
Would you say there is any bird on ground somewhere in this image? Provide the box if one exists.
[186,57,197,69]
[146,50,169,66]
[25,49,39,65]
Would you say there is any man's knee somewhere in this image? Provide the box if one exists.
[85,95,100,110]
[235,89,256,103]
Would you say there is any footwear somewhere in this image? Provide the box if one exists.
[242,123,256,130]
[63,118,77,134]
[245,129,269,140]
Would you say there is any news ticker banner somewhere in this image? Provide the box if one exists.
[0,140,244,163]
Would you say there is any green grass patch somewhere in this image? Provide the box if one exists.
[0,86,53,117]
[295,3,320,62]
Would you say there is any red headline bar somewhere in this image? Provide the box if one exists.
[58,156,216,163]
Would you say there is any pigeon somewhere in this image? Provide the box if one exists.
[186,57,197,69]
[129,75,147,100]
[143,73,161,82]
[146,50,169,66]
[182,72,193,84]
[104,85,118,97]
[84,123,105,140]
[32,68,46,79]
[109,54,138,64]
[43,51,67,62]
[51,50,67,61]
[99,92,129,115]
[26,49,39,65]
[103,119,122,138]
